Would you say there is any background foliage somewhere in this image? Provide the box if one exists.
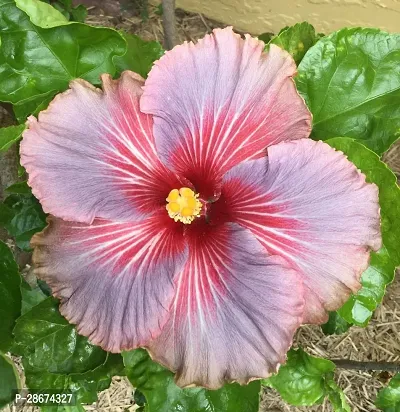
[0,2,399,412]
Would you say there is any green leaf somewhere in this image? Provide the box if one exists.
[269,22,318,64]
[114,32,164,78]
[57,0,72,9]
[13,90,57,123]
[338,248,395,326]
[134,389,146,406]
[327,137,400,325]
[20,278,47,315]
[0,352,21,408]
[321,311,351,335]
[258,32,273,43]
[13,297,107,373]
[52,2,70,20]
[25,353,125,405]
[0,203,14,226]
[123,349,260,412]
[3,191,47,251]
[154,3,163,15]
[0,125,25,152]
[0,0,126,109]
[376,373,400,411]
[0,241,21,352]
[263,348,335,406]
[70,5,87,23]
[5,181,31,195]
[18,164,26,178]
[264,349,349,410]
[37,279,52,296]
[297,28,400,154]
[15,0,69,28]
[325,378,351,412]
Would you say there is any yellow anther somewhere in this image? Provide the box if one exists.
[179,187,194,197]
[167,189,180,202]
[167,202,180,213]
[166,187,202,224]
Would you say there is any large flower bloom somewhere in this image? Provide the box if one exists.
[20,28,381,389]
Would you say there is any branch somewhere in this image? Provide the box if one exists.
[333,359,400,373]
[162,0,177,50]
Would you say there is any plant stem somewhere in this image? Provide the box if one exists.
[333,359,400,372]
[162,0,177,50]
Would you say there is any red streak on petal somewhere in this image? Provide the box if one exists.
[102,88,182,214]
[66,213,185,274]
[177,220,231,319]
[206,177,310,260]
[169,105,270,199]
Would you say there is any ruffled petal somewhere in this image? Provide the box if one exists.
[31,213,187,352]
[21,71,181,224]
[146,222,304,389]
[141,27,311,196]
[220,139,382,323]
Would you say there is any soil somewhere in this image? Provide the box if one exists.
[3,2,400,411]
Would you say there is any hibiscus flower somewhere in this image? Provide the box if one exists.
[20,27,381,389]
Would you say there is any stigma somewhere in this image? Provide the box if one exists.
[166,187,202,224]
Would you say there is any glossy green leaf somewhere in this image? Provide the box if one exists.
[123,349,260,412]
[321,311,351,336]
[0,241,21,352]
[114,33,164,78]
[327,137,400,325]
[0,125,25,152]
[0,203,14,226]
[376,374,400,411]
[325,378,351,412]
[13,90,57,124]
[3,191,47,251]
[57,0,72,9]
[70,5,87,23]
[258,32,273,43]
[264,348,335,406]
[13,297,107,373]
[269,22,318,64]
[37,279,52,296]
[52,2,71,20]
[15,0,69,28]
[5,181,31,195]
[18,164,26,178]
[20,278,47,315]
[25,353,125,405]
[338,248,395,326]
[0,0,126,108]
[134,389,146,407]
[297,28,400,154]
[0,352,21,408]
[40,0,87,23]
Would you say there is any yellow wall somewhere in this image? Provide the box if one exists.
[175,0,400,34]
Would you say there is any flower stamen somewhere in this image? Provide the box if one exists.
[166,187,202,224]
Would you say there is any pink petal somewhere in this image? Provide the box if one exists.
[31,213,187,352]
[220,139,382,324]
[20,71,182,224]
[146,222,304,389]
[141,27,312,197]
